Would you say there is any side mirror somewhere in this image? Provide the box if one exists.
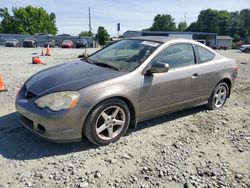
[148,62,169,74]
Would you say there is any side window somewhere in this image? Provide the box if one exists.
[196,45,215,63]
[152,44,195,69]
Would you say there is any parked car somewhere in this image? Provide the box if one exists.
[76,39,87,48]
[44,40,56,48]
[23,37,37,47]
[16,37,238,145]
[57,34,71,37]
[61,40,74,48]
[239,44,250,53]
[5,39,21,47]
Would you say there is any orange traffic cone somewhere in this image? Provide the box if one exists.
[32,57,46,65]
[45,44,51,56]
[0,74,7,92]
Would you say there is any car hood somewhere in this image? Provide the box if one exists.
[26,60,126,96]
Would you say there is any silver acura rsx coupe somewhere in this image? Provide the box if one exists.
[16,36,238,145]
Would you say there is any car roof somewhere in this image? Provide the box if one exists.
[128,36,194,44]
[128,36,222,57]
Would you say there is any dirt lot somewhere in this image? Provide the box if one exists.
[0,47,249,188]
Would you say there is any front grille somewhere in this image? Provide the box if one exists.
[20,115,33,130]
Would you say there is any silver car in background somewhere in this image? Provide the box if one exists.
[16,36,238,145]
[239,44,250,53]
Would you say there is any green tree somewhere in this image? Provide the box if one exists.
[177,22,187,31]
[217,10,230,35]
[229,11,240,38]
[97,26,109,46]
[239,9,250,40]
[148,14,176,31]
[79,31,92,37]
[187,9,230,34]
[186,22,200,32]
[0,7,16,33]
[0,6,57,35]
[196,9,220,33]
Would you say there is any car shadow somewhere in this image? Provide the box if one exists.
[0,112,97,160]
[130,106,206,133]
[0,106,206,160]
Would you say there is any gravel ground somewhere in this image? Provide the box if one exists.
[0,48,249,188]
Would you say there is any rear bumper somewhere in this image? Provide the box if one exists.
[5,43,15,47]
[62,45,73,48]
[76,44,86,48]
[15,100,84,143]
[23,43,35,47]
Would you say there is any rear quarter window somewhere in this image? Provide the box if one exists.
[196,45,215,63]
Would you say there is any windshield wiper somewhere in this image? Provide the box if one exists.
[92,62,120,71]
[83,58,120,71]
[84,58,93,64]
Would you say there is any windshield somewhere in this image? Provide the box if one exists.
[25,37,35,40]
[77,39,86,42]
[63,40,71,43]
[87,39,161,71]
[7,39,18,42]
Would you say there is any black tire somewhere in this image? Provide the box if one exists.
[83,99,130,145]
[206,82,229,110]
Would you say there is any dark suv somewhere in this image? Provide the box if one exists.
[23,37,37,47]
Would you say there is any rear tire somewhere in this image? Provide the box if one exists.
[206,82,229,110]
[83,99,130,145]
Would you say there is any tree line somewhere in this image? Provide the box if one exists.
[1,6,249,44]
[145,8,250,42]
[0,6,110,46]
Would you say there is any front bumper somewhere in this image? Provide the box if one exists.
[15,98,84,143]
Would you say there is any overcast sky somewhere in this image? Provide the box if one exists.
[0,0,249,36]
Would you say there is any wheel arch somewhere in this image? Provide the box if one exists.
[82,96,137,137]
[220,78,232,98]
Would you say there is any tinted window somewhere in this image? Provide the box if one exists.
[152,44,195,69]
[196,45,215,63]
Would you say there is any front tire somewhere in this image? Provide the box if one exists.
[84,99,130,145]
[207,82,229,110]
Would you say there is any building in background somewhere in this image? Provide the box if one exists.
[210,36,233,49]
[123,30,218,46]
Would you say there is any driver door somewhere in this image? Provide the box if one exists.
[139,43,199,119]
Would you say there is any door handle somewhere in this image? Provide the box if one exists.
[192,73,199,78]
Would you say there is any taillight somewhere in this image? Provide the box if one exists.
[233,66,240,73]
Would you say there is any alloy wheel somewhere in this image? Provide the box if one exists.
[95,106,126,140]
[214,85,227,108]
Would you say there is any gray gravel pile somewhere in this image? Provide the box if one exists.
[0,48,249,188]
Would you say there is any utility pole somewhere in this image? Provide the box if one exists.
[117,23,120,38]
[88,7,92,36]
[184,12,187,24]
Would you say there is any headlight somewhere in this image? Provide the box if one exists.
[35,91,80,111]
